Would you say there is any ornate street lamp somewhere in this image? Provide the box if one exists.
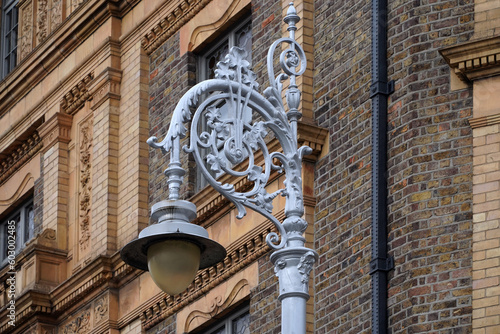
[121,3,317,333]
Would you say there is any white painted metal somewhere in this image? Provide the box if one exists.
[147,3,317,333]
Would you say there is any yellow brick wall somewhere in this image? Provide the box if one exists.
[472,124,500,333]
[474,0,500,40]
[116,42,150,250]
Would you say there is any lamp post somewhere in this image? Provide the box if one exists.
[121,3,317,333]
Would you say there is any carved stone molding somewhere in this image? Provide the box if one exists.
[36,228,57,248]
[186,0,248,53]
[19,1,34,61]
[94,292,109,324]
[184,279,249,332]
[61,306,91,334]
[37,0,49,43]
[79,117,93,252]
[0,131,42,185]
[51,0,63,30]
[37,112,73,154]
[0,173,34,207]
[141,0,212,55]
[89,67,122,110]
[469,114,500,129]
[60,73,94,114]
[440,36,500,82]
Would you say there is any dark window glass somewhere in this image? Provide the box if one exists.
[2,0,19,79]
[0,197,34,266]
[200,307,250,334]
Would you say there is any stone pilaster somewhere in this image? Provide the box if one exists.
[37,112,73,250]
[88,67,122,257]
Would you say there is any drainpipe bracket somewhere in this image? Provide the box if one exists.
[369,256,394,275]
[369,80,395,98]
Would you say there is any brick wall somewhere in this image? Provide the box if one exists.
[148,33,197,206]
[313,0,373,332]
[146,315,176,334]
[250,254,281,334]
[471,124,500,333]
[474,0,500,40]
[386,1,474,332]
[313,0,475,333]
[33,158,44,237]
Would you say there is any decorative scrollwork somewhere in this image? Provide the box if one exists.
[148,3,310,250]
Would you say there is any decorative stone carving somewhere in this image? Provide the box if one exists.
[0,130,42,185]
[79,117,93,251]
[184,279,248,332]
[20,2,34,60]
[51,0,63,30]
[36,228,57,248]
[141,0,212,55]
[37,0,49,43]
[72,0,85,12]
[40,325,56,334]
[94,293,109,323]
[60,73,94,114]
[62,308,91,334]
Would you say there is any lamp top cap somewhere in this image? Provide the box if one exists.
[151,200,197,224]
[284,3,300,25]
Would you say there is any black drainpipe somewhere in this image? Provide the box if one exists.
[369,0,394,333]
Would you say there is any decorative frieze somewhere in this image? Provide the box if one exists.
[0,131,42,185]
[94,293,109,324]
[60,73,94,114]
[17,0,67,62]
[141,0,211,55]
[37,0,49,43]
[61,307,91,334]
[79,117,93,252]
[51,0,63,29]
[19,1,34,60]
[184,279,249,332]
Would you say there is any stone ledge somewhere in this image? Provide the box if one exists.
[440,36,500,83]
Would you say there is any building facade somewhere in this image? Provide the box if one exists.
[0,0,498,333]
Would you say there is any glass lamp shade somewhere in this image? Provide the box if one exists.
[147,239,201,295]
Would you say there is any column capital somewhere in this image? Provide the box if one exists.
[38,112,73,154]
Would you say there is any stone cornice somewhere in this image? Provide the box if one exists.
[0,129,43,186]
[141,0,212,55]
[440,36,500,82]
[60,73,95,115]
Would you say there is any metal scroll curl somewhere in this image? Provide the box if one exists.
[148,44,310,250]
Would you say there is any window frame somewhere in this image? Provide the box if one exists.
[1,0,19,80]
[0,196,34,268]
[198,306,250,334]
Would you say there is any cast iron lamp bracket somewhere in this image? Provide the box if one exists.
[121,3,316,333]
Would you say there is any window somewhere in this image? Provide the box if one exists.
[196,18,252,190]
[200,307,250,334]
[0,197,34,267]
[1,0,18,79]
